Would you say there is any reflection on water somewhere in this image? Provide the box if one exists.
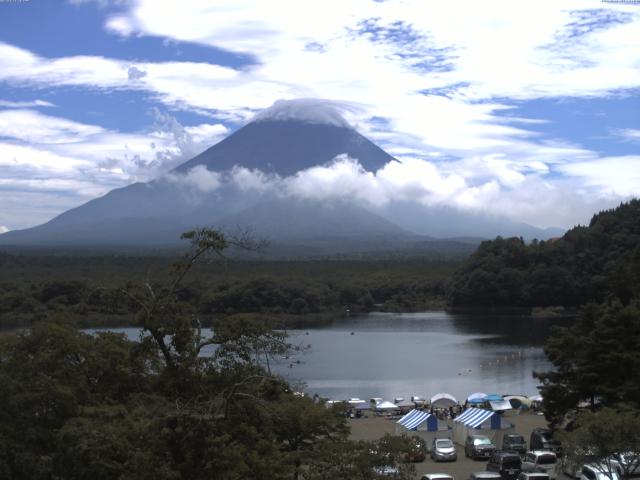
[90,311,572,402]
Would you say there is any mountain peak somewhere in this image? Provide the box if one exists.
[249,98,355,128]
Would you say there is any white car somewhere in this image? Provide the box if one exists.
[580,464,621,480]
[421,474,454,480]
[522,451,559,480]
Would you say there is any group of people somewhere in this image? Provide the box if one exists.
[430,404,463,420]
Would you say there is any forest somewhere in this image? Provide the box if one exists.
[0,253,456,330]
[447,199,640,309]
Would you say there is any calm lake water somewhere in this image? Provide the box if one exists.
[91,311,570,403]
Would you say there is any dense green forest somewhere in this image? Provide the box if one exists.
[0,253,457,329]
[448,200,640,308]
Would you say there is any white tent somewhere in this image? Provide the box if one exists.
[376,401,399,412]
[490,400,514,412]
[430,393,458,408]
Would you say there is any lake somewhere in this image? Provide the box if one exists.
[91,311,570,403]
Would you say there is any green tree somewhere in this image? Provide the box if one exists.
[535,301,640,426]
[558,406,640,479]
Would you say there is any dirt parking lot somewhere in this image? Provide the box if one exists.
[348,411,573,480]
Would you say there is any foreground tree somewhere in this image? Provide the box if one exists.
[0,228,418,479]
[558,406,640,479]
[535,300,640,426]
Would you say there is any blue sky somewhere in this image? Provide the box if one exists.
[0,0,639,232]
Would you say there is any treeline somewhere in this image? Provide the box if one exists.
[0,257,456,329]
[448,199,640,308]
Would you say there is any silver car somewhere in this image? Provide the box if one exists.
[431,438,458,462]
[522,451,558,480]
[422,475,454,480]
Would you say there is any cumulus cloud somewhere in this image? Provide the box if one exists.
[164,153,627,229]
[164,164,222,192]
[0,108,228,229]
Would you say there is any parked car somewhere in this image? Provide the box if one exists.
[609,452,640,477]
[517,473,549,480]
[530,428,562,455]
[466,435,497,460]
[580,464,621,480]
[502,434,527,455]
[522,451,559,480]
[431,438,458,462]
[486,451,522,480]
[469,472,503,480]
[421,474,454,480]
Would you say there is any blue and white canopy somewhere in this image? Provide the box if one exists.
[467,392,487,404]
[454,408,496,428]
[397,409,432,430]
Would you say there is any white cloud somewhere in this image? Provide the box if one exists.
[184,123,228,144]
[614,128,640,142]
[0,109,228,229]
[0,109,105,144]
[557,156,640,197]
[0,99,54,108]
[164,164,222,192]
[251,98,360,127]
[171,154,626,229]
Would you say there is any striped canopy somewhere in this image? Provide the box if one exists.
[454,408,495,428]
[397,409,432,430]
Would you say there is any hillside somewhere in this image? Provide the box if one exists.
[447,199,640,308]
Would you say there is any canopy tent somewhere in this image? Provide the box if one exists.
[395,409,449,444]
[348,398,367,405]
[452,408,514,445]
[467,392,487,404]
[397,409,435,430]
[354,403,371,411]
[376,401,399,411]
[430,393,458,408]
[489,400,514,412]
[455,408,497,428]
[529,394,543,402]
[504,395,531,409]
[395,399,416,413]
[483,393,503,402]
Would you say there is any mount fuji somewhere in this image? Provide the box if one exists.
[0,99,562,254]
